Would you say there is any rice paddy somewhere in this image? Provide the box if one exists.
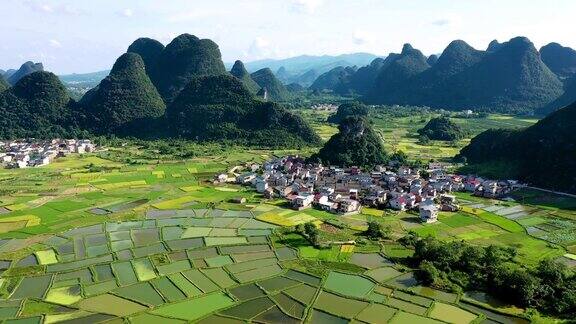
[0,151,572,323]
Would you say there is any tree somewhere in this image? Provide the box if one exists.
[417,117,466,141]
[390,150,408,165]
[364,221,390,240]
[303,222,320,246]
[327,102,370,124]
[399,231,420,247]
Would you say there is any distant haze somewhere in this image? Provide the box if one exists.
[1,0,575,74]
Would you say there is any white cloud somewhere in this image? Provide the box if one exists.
[167,11,204,22]
[23,1,54,14]
[118,8,134,18]
[49,39,62,48]
[431,19,450,26]
[246,37,284,60]
[352,30,375,46]
[23,1,83,15]
[61,5,80,15]
[430,14,462,27]
[289,0,325,14]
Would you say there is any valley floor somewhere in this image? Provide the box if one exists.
[0,148,573,323]
[298,108,538,162]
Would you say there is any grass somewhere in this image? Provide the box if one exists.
[440,212,482,228]
[475,211,525,233]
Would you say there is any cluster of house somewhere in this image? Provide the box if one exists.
[0,139,95,169]
[219,156,521,224]
[311,104,338,112]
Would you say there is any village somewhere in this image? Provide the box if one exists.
[220,156,522,224]
[0,139,95,169]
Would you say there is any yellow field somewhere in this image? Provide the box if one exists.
[70,172,103,180]
[256,213,296,226]
[214,187,238,192]
[180,186,203,192]
[152,196,196,209]
[95,180,147,190]
[287,213,317,225]
[362,208,383,217]
[256,211,321,227]
[35,250,58,265]
[252,204,277,212]
[340,245,355,253]
[0,215,42,233]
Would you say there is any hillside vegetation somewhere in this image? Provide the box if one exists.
[327,102,370,124]
[149,34,227,103]
[7,61,44,86]
[540,42,576,79]
[250,68,291,101]
[168,74,320,146]
[310,116,387,167]
[418,117,467,141]
[459,101,576,193]
[0,34,320,148]
[0,72,80,138]
[81,53,166,135]
[0,76,8,92]
[230,60,261,94]
[311,37,567,114]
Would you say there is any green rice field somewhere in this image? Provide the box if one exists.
[0,149,572,322]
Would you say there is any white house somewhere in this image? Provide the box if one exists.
[337,198,361,214]
[420,204,438,223]
[292,194,314,210]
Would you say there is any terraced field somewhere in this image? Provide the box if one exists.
[0,152,574,322]
[0,208,524,324]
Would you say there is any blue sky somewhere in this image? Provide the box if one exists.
[1,0,574,74]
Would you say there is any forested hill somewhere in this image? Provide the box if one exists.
[80,53,166,135]
[7,61,44,86]
[230,60,261,94]
[0,34,320,147]
[540,42,576,79]
[167,74,320,146]
[459,101,576,193]
[146,34,228,103]
[310,116,387,167]
[0,72,81,139]
[0,76,8,93]
[250,68,291,101]
[312,36,567,115]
